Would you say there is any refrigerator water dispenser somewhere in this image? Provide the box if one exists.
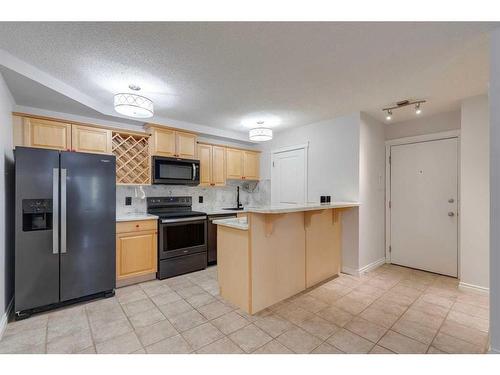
[22,199,53,231]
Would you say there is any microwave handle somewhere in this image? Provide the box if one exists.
[192,163,197,180]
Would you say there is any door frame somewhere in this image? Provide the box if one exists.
[271,142,309,205]
[385,130,461,273]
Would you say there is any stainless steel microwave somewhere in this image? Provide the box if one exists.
[152,156,200,185]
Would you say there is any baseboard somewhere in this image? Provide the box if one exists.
[0,298,14,340]
[359,258,386,274]
[458,281,489,294]
[341,266,359,277]
[342,258,386,277]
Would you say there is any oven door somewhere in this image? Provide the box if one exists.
[159,216,207,259]
[152,156,200,185]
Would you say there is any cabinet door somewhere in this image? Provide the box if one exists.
[243,151,260,180]
[151,128,176,157]
[176,131,197,159]
[212,146,226,186]
[198,144,212,186]
[116,230,157,280]
[226,148,243,179]
[23,117,71,150]
[72,124,112,154]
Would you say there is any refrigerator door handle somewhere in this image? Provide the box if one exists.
[52,168,59,254]
[61,168,67,254]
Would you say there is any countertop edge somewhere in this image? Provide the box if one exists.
[116,214,159,222]
[243,202,360,214]
[212,218,249,231]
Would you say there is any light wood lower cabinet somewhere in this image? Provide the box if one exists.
[116,220,158,286]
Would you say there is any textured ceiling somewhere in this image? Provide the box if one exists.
[0,22,496,133]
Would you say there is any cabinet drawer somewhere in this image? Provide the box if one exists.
[116,219,157,234]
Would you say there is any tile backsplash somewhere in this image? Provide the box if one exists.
[116,179,270,216]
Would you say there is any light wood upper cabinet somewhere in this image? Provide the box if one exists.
[226,148,260,180]
[147,126,197,159]
[176,131,197,159]
[116,220,157,281]
[198,143,226,186]
[149,127,176,157]
[226,148,243,179]
[23,117,71,151]
[212,146,226,186]
[198,144,212,186]
[72,124,112,154]
[243,151,260,180]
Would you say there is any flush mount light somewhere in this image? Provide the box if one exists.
[114,93,154,118]
[249,121,273,141]
[382,99,426,121]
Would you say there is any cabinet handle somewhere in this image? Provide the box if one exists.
[136,224,139,228]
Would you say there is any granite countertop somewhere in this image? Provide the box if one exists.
[116,213,159,222]
[212,217,249,230]
[243,202,360,214]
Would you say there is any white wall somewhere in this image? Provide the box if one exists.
[460,95,490,290]
[359,113,386,270]
[260,113,361,203]
[0,72,14,337]
[385,110,461,140]
[489,27,500,354]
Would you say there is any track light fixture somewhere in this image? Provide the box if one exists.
[382,99,426,121]
[415,102,422,115]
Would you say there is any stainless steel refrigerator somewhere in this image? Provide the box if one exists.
[15,147,116,318]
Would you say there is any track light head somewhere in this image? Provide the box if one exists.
[415,103,422,115]
[386,109,392,121]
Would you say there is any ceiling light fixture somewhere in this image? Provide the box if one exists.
[415,102,422,115]
[382,99,426,121]
[249,121,273,142]
[114,91,154,119]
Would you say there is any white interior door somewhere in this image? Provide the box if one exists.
[271,147,306,205]
[390,138,458,277]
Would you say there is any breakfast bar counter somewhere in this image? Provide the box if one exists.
[214,202,359,314]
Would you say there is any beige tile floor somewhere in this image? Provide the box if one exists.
[0,264,490,354]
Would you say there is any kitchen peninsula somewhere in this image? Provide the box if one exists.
[213,202,359,315]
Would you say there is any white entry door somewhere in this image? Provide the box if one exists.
[390,138,458,277]
[271,147,307,205]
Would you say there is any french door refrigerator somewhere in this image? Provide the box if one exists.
[15,147,116,318]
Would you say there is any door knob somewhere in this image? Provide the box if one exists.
[448,198,454,203]
[448,212,455,217]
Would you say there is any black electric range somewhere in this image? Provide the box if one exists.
[147,197,208,279]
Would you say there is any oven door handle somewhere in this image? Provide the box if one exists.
[161,216,207,224]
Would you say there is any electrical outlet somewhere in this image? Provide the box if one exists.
[125,197,132,206]
[198,196,203,203]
